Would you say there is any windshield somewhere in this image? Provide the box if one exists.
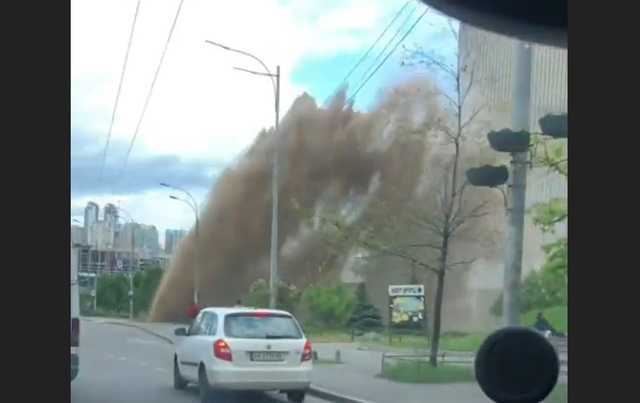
[71,1,567,403]
[224,313,303,339]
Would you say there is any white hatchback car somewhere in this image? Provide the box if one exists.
[173,307,313,403]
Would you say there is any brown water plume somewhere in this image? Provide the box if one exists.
[149,81,442,322]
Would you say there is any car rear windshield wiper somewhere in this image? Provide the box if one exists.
[264,334,298,339]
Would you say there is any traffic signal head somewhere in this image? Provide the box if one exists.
[466,165,509,188]
[538,114,567,139]
[488,129,531,153]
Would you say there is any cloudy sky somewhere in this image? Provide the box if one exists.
[71,0,457,245]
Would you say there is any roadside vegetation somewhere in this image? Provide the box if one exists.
[382,360,474,383]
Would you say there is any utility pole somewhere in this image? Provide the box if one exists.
[129,223,135,319]
[204,41,281,309]
[503,41,532,326]
[93,272,98,312]
[269,65,281,309]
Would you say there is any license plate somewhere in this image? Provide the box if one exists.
[250,351,286,362]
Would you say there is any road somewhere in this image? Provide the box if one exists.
[71,320,326,403]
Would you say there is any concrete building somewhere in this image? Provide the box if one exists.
[71,225,85,245]
[344,24,568,332]
[84,202,99,227]
[116,222,161,258]
[103,203,119,228]
[165,229,187,254]
[84,202,99,246]
[91,221,116,250]
[456,23,567,330]
[77,244,137,273]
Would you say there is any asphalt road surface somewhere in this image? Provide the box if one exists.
[71,320,325,403]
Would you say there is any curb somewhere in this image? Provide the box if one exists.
[308,385,375,403]
[99,321,175,345]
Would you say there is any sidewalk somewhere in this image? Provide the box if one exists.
[87,318,565,403]
[312,343,491,403]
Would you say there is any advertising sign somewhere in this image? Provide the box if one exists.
[389,285,425,329]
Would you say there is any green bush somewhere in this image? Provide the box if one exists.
[347,283,383,334]
[382,361,475,383]
[97,273,129,314]
[492,239,567,317]
[89,267,165,318]
[301,284,356,328]
[133,267,164,315]
[245,279,302,314]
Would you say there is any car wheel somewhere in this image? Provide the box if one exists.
[173,357,188,390]
[198,365,214,403]
[287,391,306,403]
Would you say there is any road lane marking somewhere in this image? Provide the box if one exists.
[154,367,168,372]
[139,362,148,367]
[118,357,127,361]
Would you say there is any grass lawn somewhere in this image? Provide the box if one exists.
[522,305,568,333]
[304,328,354,343]
[364,332,487,353]
[382,360,475,383]
[546,383,567,403]
[305,327,487,353]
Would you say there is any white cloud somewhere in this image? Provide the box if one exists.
[70,0,440,234]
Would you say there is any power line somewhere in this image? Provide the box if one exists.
[348,7,429,104]
[120,0,185,179]
[99,0,142,184]
[340,1,413,86]
[355,3,417,90]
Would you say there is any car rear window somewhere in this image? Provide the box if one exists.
[224,312,303,339]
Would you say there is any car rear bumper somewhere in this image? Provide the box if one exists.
[71,353,79,381]
[207,366,311,391]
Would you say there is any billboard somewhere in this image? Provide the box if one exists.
[388,285,426,330]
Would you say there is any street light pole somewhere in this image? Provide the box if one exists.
[163,183,200,305]
[205,40,281,309]
[270,65,280,309]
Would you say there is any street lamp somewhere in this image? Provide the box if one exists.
[205,39,281,309]
[162,183,200,305]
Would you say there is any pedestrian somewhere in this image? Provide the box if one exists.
[186,302,201,320]
[234,299,243,307]
[533,312,565,338]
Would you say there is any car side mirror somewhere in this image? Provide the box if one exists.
[174,327,188,337]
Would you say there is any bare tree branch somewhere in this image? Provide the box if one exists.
[450,180,470,224]
[461,104,486,130]
[460,64,476,108]
[359,238,441,274]
[447,258,476,269]
[446,19,458,42]
[402,243,443,251]
[450,201,491,235]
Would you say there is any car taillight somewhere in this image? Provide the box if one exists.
[213,339,232,361]
[71,318,80,347]
[301,340,312,362]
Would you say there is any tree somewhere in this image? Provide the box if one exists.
[300,284,356,328]
[133,267,164,316]
[346,283,384,339]
[96,273,129,314]
[314,26,492,367]
[246,279,302,314]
